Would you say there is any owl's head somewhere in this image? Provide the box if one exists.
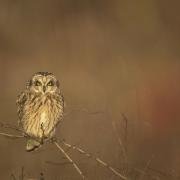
[27,72,60,94]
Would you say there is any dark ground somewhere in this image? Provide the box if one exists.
[0,0,180,179]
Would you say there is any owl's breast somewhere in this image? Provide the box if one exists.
[40,111,48,126]
[22,94,63,139]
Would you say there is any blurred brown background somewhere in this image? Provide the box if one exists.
[0,0,180,179]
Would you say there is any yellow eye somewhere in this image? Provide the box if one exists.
[35,81,41,86]
[47,81,54,86]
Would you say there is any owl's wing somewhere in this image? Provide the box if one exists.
[61,94,65,109]
[52,93,64,130]
[16,91,27,125]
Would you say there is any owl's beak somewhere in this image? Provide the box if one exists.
[43,86,46,93]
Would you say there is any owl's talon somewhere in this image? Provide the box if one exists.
[50,137,57,143]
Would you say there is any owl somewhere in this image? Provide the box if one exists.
[16,72,64,151]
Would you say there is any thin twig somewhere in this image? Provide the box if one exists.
[121,113,128,154]
[111,120,127,164]
[61,140,128,180]
[20,167,24,180]
[0,122,23,133]
[147,167,178,179]
[54,141,86,180]
[132,167,161,180]
[138,155,154,180]
[0,121,128,180]
[0,122,44,143]
[0,132,24,139]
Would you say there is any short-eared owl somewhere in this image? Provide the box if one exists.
[16,72,64,151]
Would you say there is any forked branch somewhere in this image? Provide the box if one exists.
[61,140,128,180]
[54,141,86,180]
[0,121,128,180]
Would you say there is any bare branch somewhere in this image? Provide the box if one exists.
[138,155,154,180]
[61,140,129,180]
[0,132,24,139]
[54,141,87,180]
[0,122,44,143]
[20,167,24,180]
[0,122,23,133]
[111,120,127,164]
[121,113,128,153]
[0,121,128,180]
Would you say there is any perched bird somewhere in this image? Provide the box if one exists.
[16,72,64,151]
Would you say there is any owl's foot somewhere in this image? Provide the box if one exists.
[49,137,65,144]
[26,139,41,152]
[49,136,57,143]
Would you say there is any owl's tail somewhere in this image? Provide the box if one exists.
[26,139,41,152]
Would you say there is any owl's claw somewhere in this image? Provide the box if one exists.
[50,136,57,143]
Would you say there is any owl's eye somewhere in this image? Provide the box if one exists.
[34,81,41,86]
[47,81,54,86]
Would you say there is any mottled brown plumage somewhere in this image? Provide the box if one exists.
[16,72,64,151]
